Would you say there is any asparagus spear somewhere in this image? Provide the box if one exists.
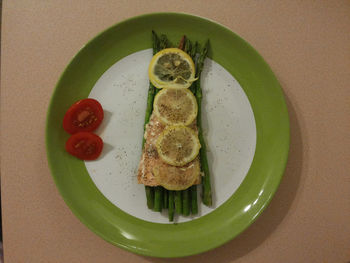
[142,31,160,147]
[195,41,212,206]
[190,185,198,214]
[190,41,200,101]
[142,86,155,149]
[185,38,192,56]
[185,39,196,94]
[167,35,189,218]
[152,31,160,53]
[145,186,154,209]
[152,33,171,212]
[182,189,190,216]
[184,38,199,214]
[153,186,163,212]
[163,189,169,209]
[174,191,182,214]
[191,41,199,60]
[168,191,175,221]
[143,31,161,209]
[160,34,169,50]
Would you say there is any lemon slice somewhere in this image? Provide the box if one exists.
[148,48,196,89]
[153,160,200,190]
[156,126,201,166]
[153,88,198,126]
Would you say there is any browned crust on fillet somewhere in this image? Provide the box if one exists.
[137,113,201,187]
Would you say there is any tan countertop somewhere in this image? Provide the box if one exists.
[1,1,350,262]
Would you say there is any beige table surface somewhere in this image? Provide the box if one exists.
[1,1,350,262]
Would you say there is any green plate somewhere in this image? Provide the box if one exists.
[46,13,289,257]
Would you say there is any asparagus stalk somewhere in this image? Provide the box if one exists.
[184,38,199,215]
[190,185,198,214]
[145,186,154,209]
[196,41,209,79]
[142,31,160,148]
[152,30,160,54]
[195,41,212,206]
[189,43,199,214]
[142,87,155,148]
[163,189,169,209]
[167,35,188,218]
[174,37,193,217]
[143,31,161,209]
[182,189,190,216]
[190,41,200,101]
[174,191,182,214]
[153,186,163,212]
[185,38,192,56]
[191,41,199,60]
[168,191,175,221]
[142,84,155,209]
[152,33,171,212]
[185,39,197,95]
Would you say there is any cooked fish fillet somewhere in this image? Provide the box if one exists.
[137,113,201,189]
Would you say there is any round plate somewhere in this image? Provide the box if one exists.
[46,13,289,257]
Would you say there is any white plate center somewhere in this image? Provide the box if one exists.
[86,49,256,223]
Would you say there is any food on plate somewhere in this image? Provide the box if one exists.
[148,48,197,89]
[138,31,212,221]
[153,159,201,191]
[65,132,103,160]
[63,98,104,134]
[62,98,104,160]
[156,125,201,167]
[153,88,198,126]
[138,114,201,189]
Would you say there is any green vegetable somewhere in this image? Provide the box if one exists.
[174,191,182,214]
[190,185,198,214]
[153,33,171,212]
[195,41,212,206]
[145,186,154,209]
[182,188,190,216]
[163,189,169,209]
[143,31,161,210]
[168,191,175,221]
[153,186,163,212]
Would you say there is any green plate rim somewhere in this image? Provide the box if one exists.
[46,12,290,258]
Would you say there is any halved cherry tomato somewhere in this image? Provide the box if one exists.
[63,98,104,134]
[65,132,103,160]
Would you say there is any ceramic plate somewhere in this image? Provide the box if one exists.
[46,13,289,257]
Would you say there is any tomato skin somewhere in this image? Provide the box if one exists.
[63,98,104,134]
[65,132,103,160]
